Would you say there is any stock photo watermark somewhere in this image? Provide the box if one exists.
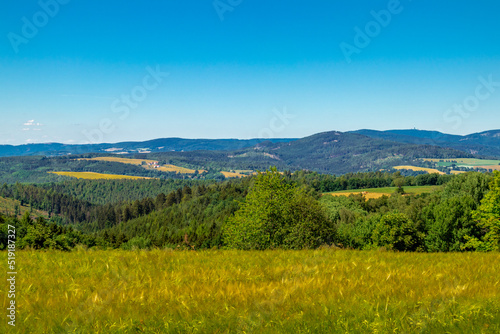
[339,0,409,64]
[443,75,499,130]
[6,224,17,327]
[258,107,295,139]
[7,0,71,54]
[82,65,169,144]
[213,0,243,21]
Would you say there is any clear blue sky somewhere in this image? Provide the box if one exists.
[1,0,499,145]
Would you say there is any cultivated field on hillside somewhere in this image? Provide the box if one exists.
[3,249,499,333]
[326,185,441,199]
[393,166,444,174]
[80,157,207,174]
[49,172,153,180]
[79,157,159,165]
[423,158,500,167]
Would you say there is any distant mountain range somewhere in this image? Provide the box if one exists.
[144,131,478,174]
[0,138,294,157]
[350,129,500,158]
[2,129,498,179]
[1,129,498,175]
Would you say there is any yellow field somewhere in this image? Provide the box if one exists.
[394,165,445,174]
[79,157,158,165]
[79,157,206,174]
[221,171,247,178]
[3,249,499,333]
[49,172,152,180]
[329,191,388,199]
[157,164,207,174]
[451,170,467,174]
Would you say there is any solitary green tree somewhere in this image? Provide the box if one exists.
[223,167,335,250]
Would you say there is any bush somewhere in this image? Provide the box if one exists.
[223,168,335,250]
[120,236,152,250]
[372,212,424,251]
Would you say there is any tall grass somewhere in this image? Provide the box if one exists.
[2,249,499,333]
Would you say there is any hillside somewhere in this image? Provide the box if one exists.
[0,138,295,157]
[0,131,479,183]
[351,129,500,157]
[239,131,474,174]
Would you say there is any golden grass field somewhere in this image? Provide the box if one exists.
[80,157,207,174]
[2,249,499,334]
[393,166,445,175]
[220,171,247,178]
[49,172,153,180]
[157,165,207,174]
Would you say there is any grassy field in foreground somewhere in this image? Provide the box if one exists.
[325,185,441,199]
[2,250,499,333]
[49,171,153,180]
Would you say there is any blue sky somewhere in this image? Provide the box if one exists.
[1,0,499,145]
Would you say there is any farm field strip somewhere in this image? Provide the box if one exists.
[393,165,445,174]
[48,171,153,180]
[79,157,159,165]
[422,158,500,167]
[220,171,247,178]
[325,185,441,199]
[79,157,207,174]
[5,249,499,333]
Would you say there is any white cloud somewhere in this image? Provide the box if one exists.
[22,119,44,131]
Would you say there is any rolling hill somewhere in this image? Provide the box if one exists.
[0,138,295,157]
[350,129,500,158]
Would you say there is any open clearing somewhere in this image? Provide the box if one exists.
[49,171,153,180]
[80,157,207,174]
[79,157,158,165]
[326,185,441,199]
[393,165,445,174]
[5,249,499,333]
[422,158,500,168]
[0,196,48,218]
[220,171,248,178]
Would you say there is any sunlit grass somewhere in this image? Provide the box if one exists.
[393,166,445,175]
[2,250,499,333]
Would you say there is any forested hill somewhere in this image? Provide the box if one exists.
[351,129,500,158]
[217,131,474,174]
[0,138,295,157]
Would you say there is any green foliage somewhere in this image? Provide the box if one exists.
[372,212,424,251]
[223,168,334,250]
[0,212,104,250]
[121,236,152,250]
[469,171,500,251]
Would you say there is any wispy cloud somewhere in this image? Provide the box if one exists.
[22,119,44,131]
